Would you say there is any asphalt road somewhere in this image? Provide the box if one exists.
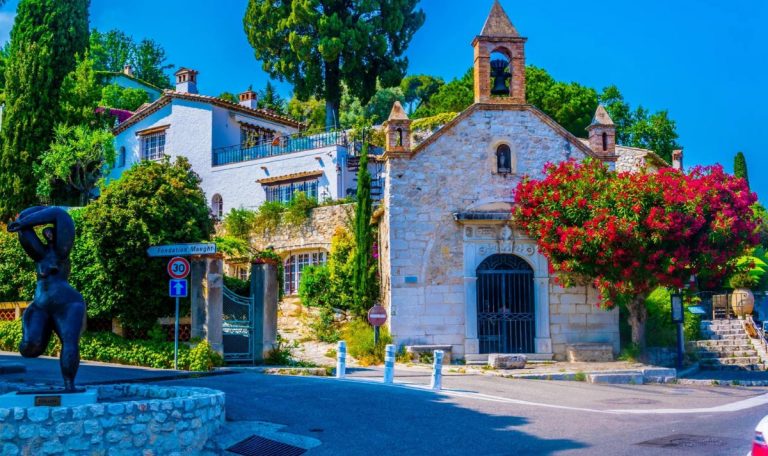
[2,353,767,455]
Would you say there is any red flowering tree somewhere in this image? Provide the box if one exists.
[513,159,758,350]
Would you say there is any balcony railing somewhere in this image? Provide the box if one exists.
[212,130,347,167]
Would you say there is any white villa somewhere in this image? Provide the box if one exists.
[110,68,371,218]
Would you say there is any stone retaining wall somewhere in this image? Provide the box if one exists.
[0,384,225,455]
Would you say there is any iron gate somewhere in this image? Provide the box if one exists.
[477,254,535,354]
[222,285,255,362]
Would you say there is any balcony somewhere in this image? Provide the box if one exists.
[212,130,347,167]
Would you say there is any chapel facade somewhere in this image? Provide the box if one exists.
[377,1,675,361]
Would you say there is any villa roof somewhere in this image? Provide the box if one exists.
[256,170,323,184]
[97,71,163,93]
[113,90,303,135]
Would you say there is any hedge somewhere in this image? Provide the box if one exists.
[0,320,223,371]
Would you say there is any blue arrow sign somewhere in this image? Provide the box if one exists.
[169,279,188,298]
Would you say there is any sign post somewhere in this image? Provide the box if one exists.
[367,304,387,346]
[670,291,684,369]
[168,257,190,370]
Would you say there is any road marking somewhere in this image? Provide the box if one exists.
[329,376,768,415]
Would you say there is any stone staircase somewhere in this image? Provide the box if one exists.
[693,320,767,371]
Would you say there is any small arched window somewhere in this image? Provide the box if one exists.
[602,132,608,151]
[496,144,512,174]
[396,128,403,146]
[212,194,223,219]
[117,146,126,168]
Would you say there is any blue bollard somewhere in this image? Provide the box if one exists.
[383,344,395,384]
[430,350,444,391]
[336,341,347,379]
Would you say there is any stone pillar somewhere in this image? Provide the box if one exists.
[190,255,224,354]
[534,276,552,354]
[251,260,278,362]
[464,276,479,355]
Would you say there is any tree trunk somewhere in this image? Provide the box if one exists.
[626,294,649,352]
[324,58,341,130]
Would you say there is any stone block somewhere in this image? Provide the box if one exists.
[566,343,614,362]
[405,345,453,364]
[587,372,643,385]
[488,353,527,369]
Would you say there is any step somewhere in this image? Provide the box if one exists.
[701,321,744,328]
[696,350,758,358]
[692,340,753,348]
[699,356,762,366]
[699,363,765,372]
[699,334,750,341]
[701,329,745,336]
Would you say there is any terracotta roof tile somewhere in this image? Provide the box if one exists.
[479,0,520,37]
[257,170,323,184]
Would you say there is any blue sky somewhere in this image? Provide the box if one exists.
[1,0,766,200]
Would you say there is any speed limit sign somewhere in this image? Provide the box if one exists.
[167,257,190,279]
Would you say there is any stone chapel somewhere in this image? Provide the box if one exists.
[376,1,679,361]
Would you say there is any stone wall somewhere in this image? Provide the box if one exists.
[0,384,225,455]
[615,146,659,173]
[247,203,353,253]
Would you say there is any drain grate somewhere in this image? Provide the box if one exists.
[227,435,307,456]
[636,434,728,449]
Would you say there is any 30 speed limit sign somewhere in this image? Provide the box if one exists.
[167,257,190,279]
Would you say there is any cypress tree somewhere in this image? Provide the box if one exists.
[0,0,90,219]
[353,137,376,317]
[734,151,749,189]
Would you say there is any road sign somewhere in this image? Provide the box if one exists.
[367,305,387,327]
[167,257,190,279]
[147,243,216,257]
[169,279,188,298]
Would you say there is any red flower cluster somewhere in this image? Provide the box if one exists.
[513,159,759,308]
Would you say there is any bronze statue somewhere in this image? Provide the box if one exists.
[7,206,86,392]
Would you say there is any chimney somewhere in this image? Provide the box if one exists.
[123,64,133,77]
[174,67,199,94]
[239,87,258,109]
[672,149,683,170]
[586,105,616,156]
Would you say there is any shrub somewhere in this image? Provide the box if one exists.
[0,321,223,371]
[223,208,257,240]
[283,191,318,226]
[223,275,250,296]
[299,265,332,308]
[188,340,224,371]
[253,201,284,234]
[0,222,36,302]
[71,157,213,330]
[343,319,392,366]
[310,305,341,343]
[645,287,702,347]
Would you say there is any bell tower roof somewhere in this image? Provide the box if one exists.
[387,101,409,121]
[479,0,519,38]
[588,105,615,129]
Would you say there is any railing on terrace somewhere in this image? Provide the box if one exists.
[212,130,348,167]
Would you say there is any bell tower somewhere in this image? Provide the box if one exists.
[472,1,527,104]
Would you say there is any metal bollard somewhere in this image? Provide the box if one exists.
[336,341,347,379]
[430,350,444,391]
[383,344,395,384]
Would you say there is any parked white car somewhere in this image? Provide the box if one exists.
[751,415,768,456]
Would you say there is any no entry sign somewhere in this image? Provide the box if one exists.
[167,257,190,279]
[367,305,387,327]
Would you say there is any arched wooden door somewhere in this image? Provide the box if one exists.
[477,254,535,353]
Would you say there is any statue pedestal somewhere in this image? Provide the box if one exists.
[0,388,97,407]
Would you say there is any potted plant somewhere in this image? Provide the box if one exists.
[729,271,758,318]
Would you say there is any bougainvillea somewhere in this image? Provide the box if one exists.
[513,159,758,348]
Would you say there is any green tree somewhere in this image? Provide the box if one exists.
[364,86,405,125]
[414,68,473,118]
[59,53,103,126]
[0,222,36,302]
[288,96,326,131]
[133,38,173,89]
[73,157,213,329]
[89,29,134,73]
[525,65,598,136]
[90,29,173,89]
[0,0,90,220]
[0,44,9,102]
[243,0,425,129]
[257,81,287,114]
[100,83,150,111]
[352,139,378,317]
[400,74,444,114]
[734,151,749,189]
[218,92,239,104]
[34,124,116,205]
